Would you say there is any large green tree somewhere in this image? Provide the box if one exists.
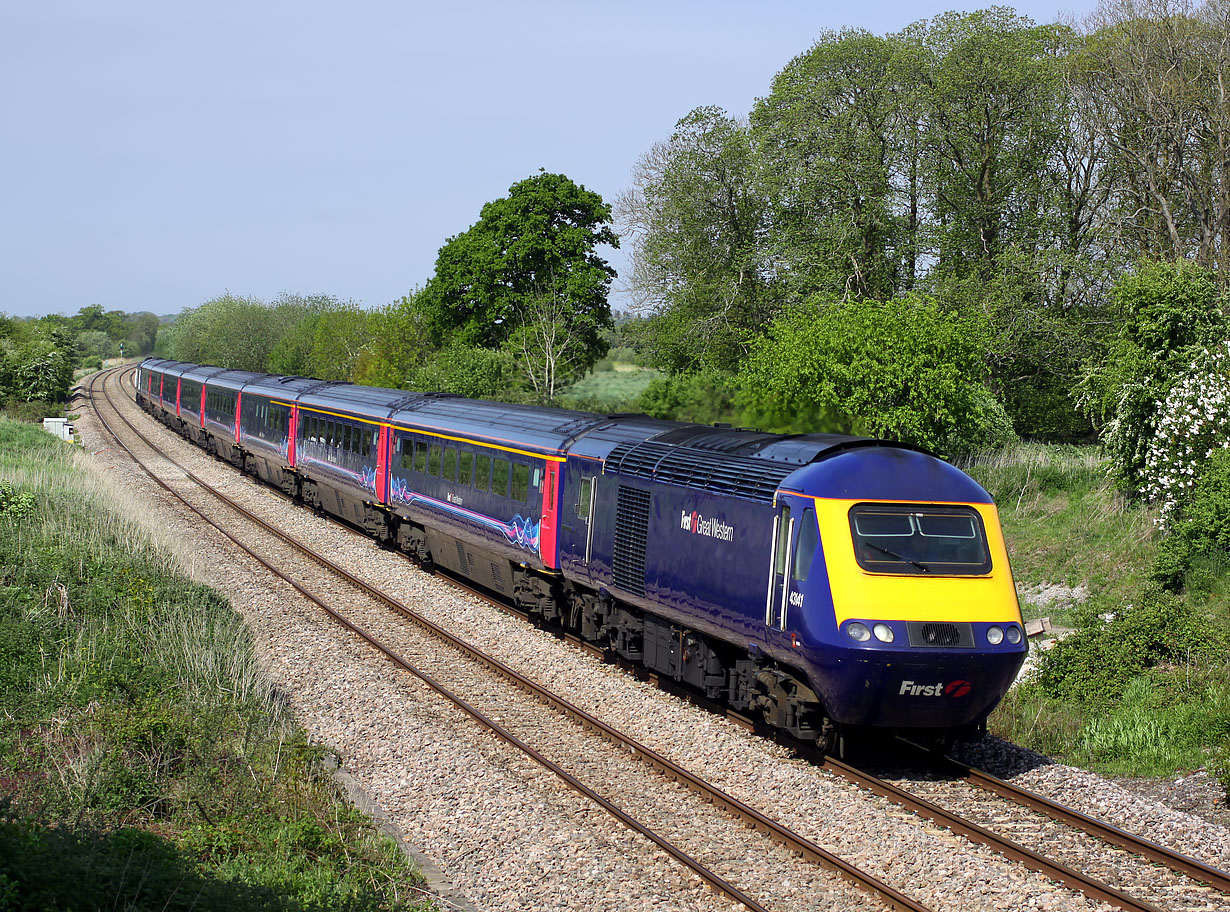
[418,172,618,379]
[752,30,905,299]
[1076,0,1230,278]
[617,107,775,372]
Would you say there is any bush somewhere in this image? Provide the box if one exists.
[1081,260,1227,492]
[1031,587,1221,706]
[1139,341,1230,525]
[407,342,523,401]
[739,296,1013,453]
[1150,446,1230,590]
[635,369,741,425]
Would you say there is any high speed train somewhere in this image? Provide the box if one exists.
[136,358,1027,748]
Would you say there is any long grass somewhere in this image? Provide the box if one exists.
[0,419,434,911]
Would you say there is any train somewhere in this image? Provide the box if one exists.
[134,357,1027,749]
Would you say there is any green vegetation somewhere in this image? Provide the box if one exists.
[0,421,432,911]
[968,445,1230,785]
[1,304,162,417]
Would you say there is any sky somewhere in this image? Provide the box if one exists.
[1,0,1099,321]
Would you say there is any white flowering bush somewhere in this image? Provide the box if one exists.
[1140,340,1230,525]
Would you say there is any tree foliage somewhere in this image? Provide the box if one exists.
[740,296,1008,454]
[418,172,617,377]
[617,107,775,372]
[1080,260,1227,489]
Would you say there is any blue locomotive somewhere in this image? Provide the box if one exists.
[136,358,1027,746]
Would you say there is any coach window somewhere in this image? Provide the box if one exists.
[793,508,818,582]
[458,450,473,485]
[428,444,441,476]
[512,462,529,501]
[442,446,456,481]
[532,467,543,491]
[413,439,427,473]
[475,453,491,492]
[493,458,510,497]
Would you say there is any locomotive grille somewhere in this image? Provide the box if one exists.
[907,621,974,648]
[606,441,795,503]
[612,485,651,596]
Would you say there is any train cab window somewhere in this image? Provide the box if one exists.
[428,444,441,476]
[474,454,490,492]
[793,508,818,582]
[848,504,992,575]
[774,505,792,575]
[442,447,457,481]
[413,440,427,473]
[512,463,529,501]
[492,458,510,497]
[458,450,473,485]
[576,477,592,518]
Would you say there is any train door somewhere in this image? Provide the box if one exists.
[764,494,818,633]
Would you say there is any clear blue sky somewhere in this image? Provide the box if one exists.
[1,0,1097,321]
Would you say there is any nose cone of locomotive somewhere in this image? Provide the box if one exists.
[784,445,1027,730]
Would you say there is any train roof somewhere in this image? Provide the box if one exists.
[233,375,328,399]
[201,369,265,392]
[180,365,229,384]
[142,362,962,502]
[143,359,197,378]
[298,382,425,421]
[388,397,606,457]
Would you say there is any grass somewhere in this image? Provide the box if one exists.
[0,419,434,911]
[964,443,1230,788]
[961,444,1160,627]
[559,362,661,410]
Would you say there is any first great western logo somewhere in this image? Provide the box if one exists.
[680,509,736,543]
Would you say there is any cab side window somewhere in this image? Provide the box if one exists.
[793,508,818,582]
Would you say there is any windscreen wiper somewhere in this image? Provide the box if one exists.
[864,542,929,572]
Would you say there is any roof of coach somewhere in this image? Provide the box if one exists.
[145,359,196,378]
[202,369,265,392]
[239,375,334,401]
[388,397,606,457]
[298,382,425,421]
[179,365,229,384]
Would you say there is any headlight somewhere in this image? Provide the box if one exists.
[847,621,871,642]
[872,623,895,643]
[1006,625,1022,645]
[986,625,1004,645]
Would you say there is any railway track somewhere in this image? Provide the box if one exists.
[80,365,1230,912]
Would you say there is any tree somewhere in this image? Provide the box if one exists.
[617,107,775,372]
[305,306,377,381]
[352,292,433,389]
[418,172,617,377]
[901,9,1070,281]
[1077,0,1230,277]
[752,31,905,299]
[504,281,602,401]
